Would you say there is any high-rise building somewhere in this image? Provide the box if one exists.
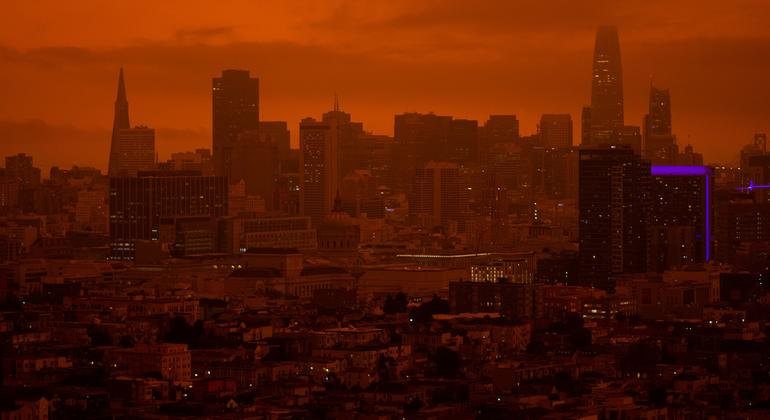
[109,171,228,260]
[588,26,624,145]
[106,69,156,177]
[579,146,650,291]
[480,115,519,163]
[645,85,672,137]
[580,106,592,146]
[5,153,42,213]
[648,165,713,272]
[394,113,452,188]
[4,153,41,189]
[300,117,338,226]
[111,126,156,176]
[409,161,463,229]
[644,85,678,165]
[108,68,131,177]
[447,119,479,163]
[610,125,642,155]
[259,121,291,164]
[323,101,364,180]
[212,69,259,185]
[538,114,573,149]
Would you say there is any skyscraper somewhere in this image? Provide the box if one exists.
[323,101,364,181]
[645,86,672,137]
[409,161,463,229]
[111,126,156,176]
[644,85,678,165]
[648,165,713,272]
[212,69,259,185]
[108,68,131,176]
[579,146,650,291]
[394,113,452,189]
[588,26,624,145]
[538,114,573,149]
[106,69,156,177]
[300,117,338,226]
[480,115,519,164]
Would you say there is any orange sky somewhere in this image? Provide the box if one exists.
[2,0,770,171]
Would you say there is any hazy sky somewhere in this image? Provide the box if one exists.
[2,0,770,171]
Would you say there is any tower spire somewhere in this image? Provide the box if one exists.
[116,67,128,104]
[333,92,339,112]
[109,68,131,176]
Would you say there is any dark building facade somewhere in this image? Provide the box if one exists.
[648,166,713,272]
[579,146,650,291]
[587,26,624,145]
[109,171,228,260]
[449,280,544,320]
[212,69,259,187]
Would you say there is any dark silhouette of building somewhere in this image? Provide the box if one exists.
[480,115,519,164]
[447,118,479,163]
[108,68,131,177]
[109,171,228,260]
[587,26,624,145]
[409,161,464,230]
[300,117,338,226]
[449,280,544,319]
[579,146,650,291]
[394,113,452,189]
[538,114,573,149]
[644,85,678,165]
[648,166,713,272]
[212,69,259,187]
[323,99,364,181]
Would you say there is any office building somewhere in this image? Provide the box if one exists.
[538,114,573,149]
[111,126,156,176]
[109,171,228,260]
[578,146,650,291]
[644,86,678,165]
[212,69,259,185]
[587,26,624,145]
[648,165,713,272]
[449,280,544,319]
[300,117,338,226]
[409,161,463,229]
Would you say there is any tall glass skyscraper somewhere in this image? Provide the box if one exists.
[588,26,624,145]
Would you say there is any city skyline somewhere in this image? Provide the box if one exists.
[4,4,770,418]
[4,2,770,170]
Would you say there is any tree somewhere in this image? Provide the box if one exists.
[383,292,408,314]
[409,295,450,323]
[432,346,461,378]
[164,316,205,347]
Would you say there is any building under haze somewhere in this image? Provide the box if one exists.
[108,69,131,177]
[538,114,573,149]
[644,85,678,165]
[212,69,260,186]
[585,26,624,146]
[105,69,156,177]
[300,117,338,226]
[394,113,452,189]
[648,165,713,272]
[579,146,650,291]
[111,126,156,176]
[109,171,228,260]
[409,161,464,230]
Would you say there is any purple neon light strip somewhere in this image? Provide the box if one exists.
[705,174,710,261]
[651,165,710,176]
